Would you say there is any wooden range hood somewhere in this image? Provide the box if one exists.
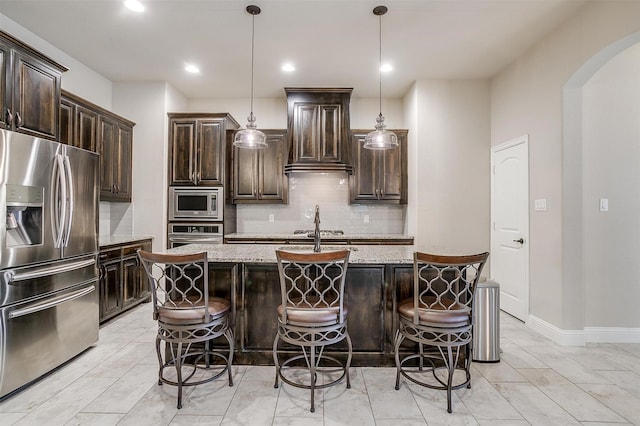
[284,88,354,174]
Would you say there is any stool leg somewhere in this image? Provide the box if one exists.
[175,341,184,409]
[345,332,352,389]
[394,329,404,390]
[155,334,163,386]
[225,327,234,386]
[273,334,280,389]
[309,345,316,413]
[445,345,454,414]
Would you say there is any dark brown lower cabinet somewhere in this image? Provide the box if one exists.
[99,239,152,323]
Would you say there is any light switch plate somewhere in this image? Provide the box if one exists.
[534,199,547,211]
[364,214,370,223]
[599,199,608,212]
[268,213,275,222]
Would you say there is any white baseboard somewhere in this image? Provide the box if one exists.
[527,315,586,346]
[583,327,640,343]
[526,315,640,345]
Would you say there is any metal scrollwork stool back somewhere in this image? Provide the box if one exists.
[273,249,352,413]
[137,250,234,409]
[394,251,489,413]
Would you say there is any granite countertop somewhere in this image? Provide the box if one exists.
[224,232,414,241]
[167,243,416,264]
[99,235,154,248]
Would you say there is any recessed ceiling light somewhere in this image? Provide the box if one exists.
[124,0,145,12]
[281,63,296,72]
[184,64,200,74]
[380,63,393,73]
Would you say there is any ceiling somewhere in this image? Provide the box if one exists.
[0,0,587,99]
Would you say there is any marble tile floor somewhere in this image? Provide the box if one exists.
[2,306,640,425]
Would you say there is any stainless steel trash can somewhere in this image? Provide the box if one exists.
[473,278,500,362]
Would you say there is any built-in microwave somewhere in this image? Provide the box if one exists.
[168,187,223,221]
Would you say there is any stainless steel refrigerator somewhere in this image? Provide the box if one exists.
[0,129,99,399]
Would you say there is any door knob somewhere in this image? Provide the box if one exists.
[513,238,524,244]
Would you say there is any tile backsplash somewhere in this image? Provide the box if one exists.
[99,201,133,236]
[236,174,406,234]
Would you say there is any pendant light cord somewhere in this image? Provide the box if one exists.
[378,13,382,116]
[250,13,255,116]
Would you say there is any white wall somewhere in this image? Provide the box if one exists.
[410,80,491,254]
[582,43,640,328]
[490,0,640,333]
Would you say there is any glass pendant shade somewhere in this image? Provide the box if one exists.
[364,5,398,150]
[233,5,267,149]
[234,112,267,149]
[364,113,398,150]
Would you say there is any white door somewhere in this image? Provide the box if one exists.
[491,136,529,321]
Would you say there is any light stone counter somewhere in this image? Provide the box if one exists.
[166,243,416,264]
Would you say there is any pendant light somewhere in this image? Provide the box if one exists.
[364,5,398,150]
[233,5,267,149]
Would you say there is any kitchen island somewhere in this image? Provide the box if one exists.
[166,243,419,366]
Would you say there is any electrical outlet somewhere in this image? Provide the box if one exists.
[268,213,275,222]
[364,214,370,223]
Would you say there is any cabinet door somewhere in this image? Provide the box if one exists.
[122,255,141,308]
[335,265,386,352]
[76,104,98,152]
[99,117,116,197]
[378,130,407,203]
[100,260,122,322]
[59,96,74,145]
[11,49,61,140]
[349,132,379,202]
[242,264,282,350]
[0,43,7,130]
[113,125,132,201]
[232,142,259,201]
[197,119,224,185]
[318,104,341,162]
[169,119,196,185]
[259,131,288,202]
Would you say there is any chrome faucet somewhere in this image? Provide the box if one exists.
[313,204,321,252]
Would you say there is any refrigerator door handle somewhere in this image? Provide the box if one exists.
[8,285,95,319]
[62,154,74,247]
[9,258,96,282]
[51,154,67,248]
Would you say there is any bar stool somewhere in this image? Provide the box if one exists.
[273,249,352,413]
[394,251,489,413]
[137,250,234,409]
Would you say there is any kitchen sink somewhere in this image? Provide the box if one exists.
[277,245,358,252]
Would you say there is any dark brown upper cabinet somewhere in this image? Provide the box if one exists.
[284,88,353,174]
[60,90,99,152]
[99,114,134,202]
[168,113,240,186]
[232,129,288,204]
[349,129,408,205]
[1,31,67,141]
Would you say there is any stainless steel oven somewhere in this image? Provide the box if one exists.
[168,222,223,248]
[169,187,223,221]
